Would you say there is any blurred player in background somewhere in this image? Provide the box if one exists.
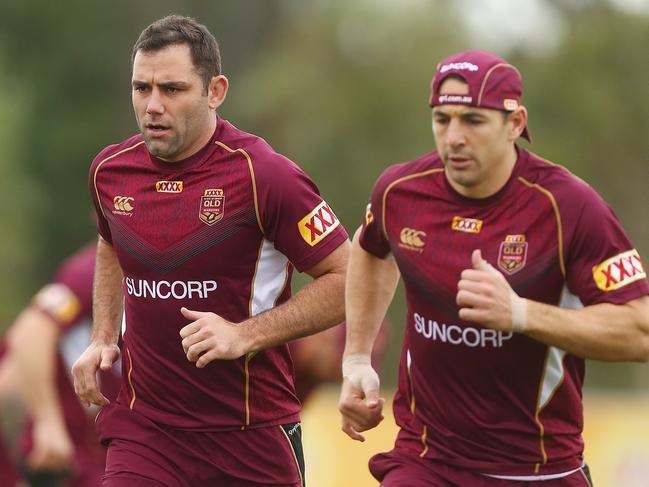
[0,243,120,487]
[339,49,649,485]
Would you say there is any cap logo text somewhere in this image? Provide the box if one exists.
[503,99,519,110]
[440,62,479,73]
[438,94,473,104]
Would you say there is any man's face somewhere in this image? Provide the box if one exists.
[432,77,515,198]
[132,44,217,161]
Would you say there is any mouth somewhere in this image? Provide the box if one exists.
[145,122,171,138]
[447,155,473,169]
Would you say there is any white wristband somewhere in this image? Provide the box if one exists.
[342,353,379,394]
[342,353,372,377]
[511,295,528,333]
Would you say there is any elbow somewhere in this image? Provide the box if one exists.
[633,334,649,363]
[625,297,649,362]
[630,322,649,362]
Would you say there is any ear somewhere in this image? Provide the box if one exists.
[208,75,229,111]
[507,106,528,141]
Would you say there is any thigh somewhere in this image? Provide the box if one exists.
[370,449,453,487]
[96,404,192,487]
[207,422,304,487]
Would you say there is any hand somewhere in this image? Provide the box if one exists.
[28,418,74,472]
[338,354,384,442]
[456,249,527,332]
[180,308,250,367]
[71,341,120,407]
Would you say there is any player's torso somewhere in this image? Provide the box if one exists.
[98,142,261,324]
[93,136,298,428]
[384,161,585,471]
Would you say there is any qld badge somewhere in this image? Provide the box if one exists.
[199,188,225,225]
[498,234,528,274]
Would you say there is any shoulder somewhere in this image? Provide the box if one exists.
[517,149,603,208]
[373,151,442,197]
[90,133,146,172]
[32,244,96,325]
[216,119,310,184]
[54,243,96,285]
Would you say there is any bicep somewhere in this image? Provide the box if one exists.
[303,239,350,279]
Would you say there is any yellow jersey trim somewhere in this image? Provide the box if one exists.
[518,177,565,278]
[93,142,145,220]
[382,168,444,242]
[214,140,264,234]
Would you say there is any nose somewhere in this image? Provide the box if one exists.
[445,118,465,149]
[146,88,165,115]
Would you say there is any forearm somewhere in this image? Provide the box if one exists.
[344,229,400,357]
[245,257,346,351]
[92,237,124,344]
[8,309,65,425]
[524,296,649,361]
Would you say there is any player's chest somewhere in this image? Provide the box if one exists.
[386,197,560,287]
[98,165,259,252]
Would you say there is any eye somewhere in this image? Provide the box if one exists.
[433,114,449,125]
[465,116,485,125]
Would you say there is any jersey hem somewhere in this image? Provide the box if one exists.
[118,396,301,432]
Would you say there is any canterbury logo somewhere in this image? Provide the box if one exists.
[592,249,646,292]
[156,181,183,193]
[399,227,426,251]
[452,216,483,234]
[113,196,134,212]
[298,201,340,246]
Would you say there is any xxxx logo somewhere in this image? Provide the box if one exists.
[592,249,646,292]
[298,201,339,246]
[399,227,426,253]
[113,196,134,215]
[451,216,483,234]
[156,180,183,193]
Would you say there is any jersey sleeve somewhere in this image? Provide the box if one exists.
[88,145,117,243]
[254,151,348,272]
[358,167,396,258]
[562,180,648,305]
[31,246,95,331]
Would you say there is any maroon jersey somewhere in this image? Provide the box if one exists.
[89,118,348,430]
[359,147,649,477]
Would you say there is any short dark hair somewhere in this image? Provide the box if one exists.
[132,15,221,92]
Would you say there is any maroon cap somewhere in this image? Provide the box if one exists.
[429,50,531,142]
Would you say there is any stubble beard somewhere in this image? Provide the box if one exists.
[143,131,181,161]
